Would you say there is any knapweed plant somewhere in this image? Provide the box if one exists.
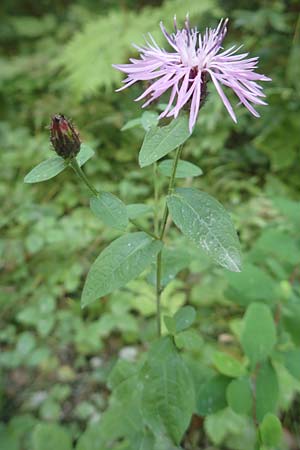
[24,17,278,450]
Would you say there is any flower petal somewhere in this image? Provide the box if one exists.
[208,70,237,122]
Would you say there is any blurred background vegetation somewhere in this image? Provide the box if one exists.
[1,0,300,449]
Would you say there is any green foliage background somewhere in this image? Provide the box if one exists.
[1,0,300,448]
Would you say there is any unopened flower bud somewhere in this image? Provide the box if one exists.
[50,114,81,159]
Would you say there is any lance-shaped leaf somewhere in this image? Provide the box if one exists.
[121,118,142,131]
[139,115,190,167]
[24,157,66,183]
[90,192,128,231]
[167,188,242,272]
[24,143,94,183]
[158,159,203,178]
[81,232,162,307]
[141,336,195,445]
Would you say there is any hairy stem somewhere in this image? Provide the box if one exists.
[155,145,183,337]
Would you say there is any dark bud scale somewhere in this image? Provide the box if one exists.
[50,114,81,159]
[183,71,209,114]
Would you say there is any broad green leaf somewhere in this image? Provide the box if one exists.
[241,303,276,366]
[164,315,176,334]
[204,407,250,446]
[213,351,246,378]
[154,433,183,450]
[103,374,144,442]
[139,115,190,167]
[167,188,241,272]
[90,192,128,230]
[197,375,230,415]
[107,359,138,390]
[24,143,94,184]
[121,113,158,132]
[141,336,195,445]
[77,371,144,449]
[283,349,300,380]
[76,143,95,167]
[174,329,203,352]
[158,159,203,178]
[259,413,282,447]
[256,361,279,422]
[76,424,105,450]
[32,423,72,450]
[126,203,153,220]
[104,374,144,441]
[272,359,300,411]
[121,118,142,131]
[141,112,159,131]
[174,306,196,333]
[226,377,253,414]
[283,293,300,345]
[164,306,196,335]
[81,232,162,307]
[129,431,155,450]
[225,263,278,307]
[24,157,66,183]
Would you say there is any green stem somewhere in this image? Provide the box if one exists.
[70,159,98,196]
[70,158,158,239]
[153,162,159,236]
[156,250,162,336]
[159,145,183,240]
[155,145,183,337]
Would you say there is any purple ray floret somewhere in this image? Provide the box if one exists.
[113,17,271,132]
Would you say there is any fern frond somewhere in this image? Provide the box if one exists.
[55,0,217,98]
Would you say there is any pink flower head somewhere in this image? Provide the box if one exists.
[113,17,271,132]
